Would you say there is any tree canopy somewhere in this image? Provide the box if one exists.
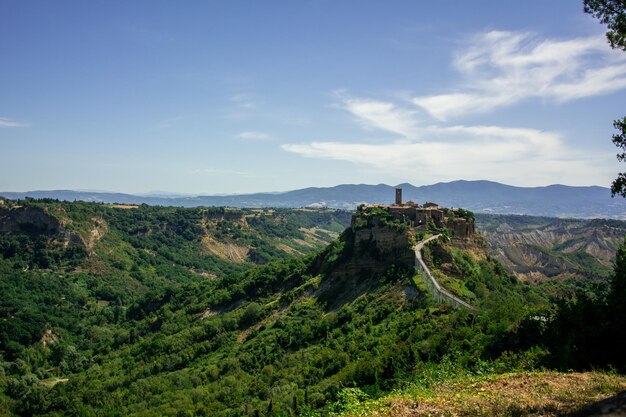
[584,0,626,51]
[610,117,626,197]
[584,0,626,196]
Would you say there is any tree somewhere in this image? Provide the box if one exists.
[584,0,626,51]
[610,118,626,197]
[584,0,626,196]
[606,237,626,369]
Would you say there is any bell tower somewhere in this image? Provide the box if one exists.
[395,187,402,205]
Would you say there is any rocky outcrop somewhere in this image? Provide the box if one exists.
[0,206,64,234]
[328,217,415,281]
[315,221,415,310]
[0,205,92,254]
[447,217,475,239]
[41,328,59,349]
[354,224,414,258]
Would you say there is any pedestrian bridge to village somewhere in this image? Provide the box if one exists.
[414,234,476,311]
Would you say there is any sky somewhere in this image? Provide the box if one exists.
[1,0,626,194]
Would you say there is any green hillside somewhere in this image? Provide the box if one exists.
[0,199,349,365]
[0,199,624,416]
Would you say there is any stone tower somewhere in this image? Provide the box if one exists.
[395,187,402,205]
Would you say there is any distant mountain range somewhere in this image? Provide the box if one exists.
[2,180,625,219]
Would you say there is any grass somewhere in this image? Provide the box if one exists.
[335,371,626,417]
[108,204,139,209]
[40,377,69,387]
[411,272,429,293]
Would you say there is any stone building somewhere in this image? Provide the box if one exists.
[355,188,475,239]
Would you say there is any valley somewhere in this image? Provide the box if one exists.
[5,1,626,416]
[0,197,624,416]
[476,214,626,281]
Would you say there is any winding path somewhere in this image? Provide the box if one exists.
[414,234,476,310]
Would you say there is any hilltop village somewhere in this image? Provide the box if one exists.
[352,187,475,239]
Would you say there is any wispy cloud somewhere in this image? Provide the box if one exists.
[0,117,28,128]
[335,91,418,137]
[236,131,270,140]
[413,31,626,120]
[282,125,611,186]
[229,93,258,109]
[284,30,623,186]
[283,92,614,186]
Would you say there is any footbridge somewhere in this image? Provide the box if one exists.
[414,234,476,310]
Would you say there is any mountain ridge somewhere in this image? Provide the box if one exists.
[2,180,625,219]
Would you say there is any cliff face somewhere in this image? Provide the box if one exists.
[0,206,64,234]
[0,204,91,254]
[321,214,415,279]
[353,222,415,266]
[314,217,416,310]
[446,217,475,240]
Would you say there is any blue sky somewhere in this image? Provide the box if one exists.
[1,0,625,194]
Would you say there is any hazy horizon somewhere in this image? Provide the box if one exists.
[0,178,616,197]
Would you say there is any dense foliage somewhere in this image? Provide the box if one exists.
[584,0,626,197]
[0,199,623,416]
[2,257,529,416]
[0,200,353,414]
[531,237,626,372]
[609,117,626,197]
[585,0,626,51]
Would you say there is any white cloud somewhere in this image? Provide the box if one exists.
[0,118,28,128]
[236,131,270,140]
[340,96,418,137]
[282,125,613,186]
[413,31,626,120]
[229,93,257,109]
[284,30,623,186]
